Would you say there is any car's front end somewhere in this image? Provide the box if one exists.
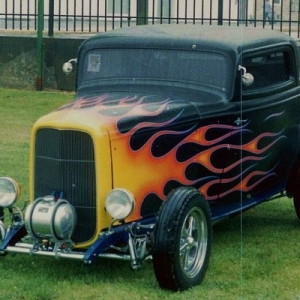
[0,96,157,266]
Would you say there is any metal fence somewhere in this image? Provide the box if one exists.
[0,0,299,38]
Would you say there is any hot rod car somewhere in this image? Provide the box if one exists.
[1,24,300,291]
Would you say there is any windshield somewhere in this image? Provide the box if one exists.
[79,48,229,92]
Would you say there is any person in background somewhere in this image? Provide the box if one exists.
[264,0,274,25]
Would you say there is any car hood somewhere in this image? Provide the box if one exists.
[34,92,202,139]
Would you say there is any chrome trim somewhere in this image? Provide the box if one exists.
[6,245,84,260]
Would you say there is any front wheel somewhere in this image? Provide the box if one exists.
[152,187,212,291]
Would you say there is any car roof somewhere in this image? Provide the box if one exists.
[81,24,296,55]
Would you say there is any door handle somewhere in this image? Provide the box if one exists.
[234,117,248,126]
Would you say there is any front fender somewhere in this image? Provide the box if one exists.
[83,225,129,264]
[83,216,157,263]
[0,223,27,252]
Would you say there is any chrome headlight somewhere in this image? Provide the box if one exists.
[0,177,21,207]
[105,189,135,220]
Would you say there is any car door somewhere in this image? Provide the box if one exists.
[217,46,300,206]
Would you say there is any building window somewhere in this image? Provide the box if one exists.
[108,0,130,15]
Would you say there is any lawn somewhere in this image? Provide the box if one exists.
[0,88,300,300]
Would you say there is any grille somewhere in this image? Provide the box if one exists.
[34,128,96,244]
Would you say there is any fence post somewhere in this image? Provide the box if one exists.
[137,0,148,25]
[48,0,54,36]
[218,0,223,25]
[36,0,44,91]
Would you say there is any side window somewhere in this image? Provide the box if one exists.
[241,49,294,93]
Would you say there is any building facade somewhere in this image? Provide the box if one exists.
[0,0,299,33]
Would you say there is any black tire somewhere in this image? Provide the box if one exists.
[293,188,300,221]
[152,187,212,291]
[286,163,300,221]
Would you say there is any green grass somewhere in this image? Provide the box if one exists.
[0,88,300,300]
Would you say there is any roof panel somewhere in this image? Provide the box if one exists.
[82,25,295,55]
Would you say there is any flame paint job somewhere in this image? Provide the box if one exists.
[58,92,288,221]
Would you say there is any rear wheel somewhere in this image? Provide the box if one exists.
[152,187,212,291]
[293,186,300,221]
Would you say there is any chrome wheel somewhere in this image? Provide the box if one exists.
[179,207,208,278]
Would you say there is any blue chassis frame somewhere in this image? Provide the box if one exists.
[0,216,157,263]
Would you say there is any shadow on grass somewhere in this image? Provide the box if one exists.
[0,251,158,289]
[213,197,299,237]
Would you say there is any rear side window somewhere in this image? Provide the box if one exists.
[241,48,295,94]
